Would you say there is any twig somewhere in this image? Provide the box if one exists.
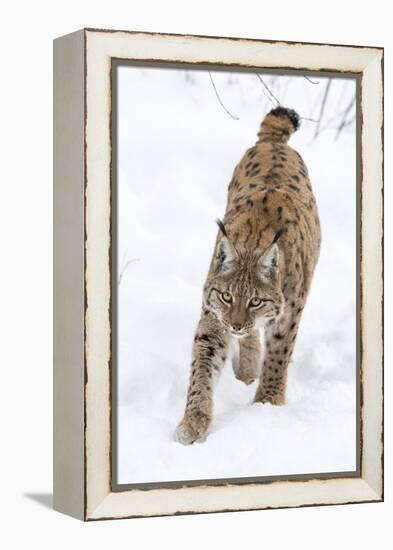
[255,75,319,125]
[334,115,356,140]
[255,74,280,107]
[301,116,320,123]
[335,80,349,112]
[118,257,140,286]
[304,75,320,85]
[313,78,332,139]
[316,104,354,135]
[208,72,239,120]
[281,77,293,103]
[335,94,356,140]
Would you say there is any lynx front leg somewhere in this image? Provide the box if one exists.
[232,330,262,385]
[254,316,300,405]
[176,316,229,445]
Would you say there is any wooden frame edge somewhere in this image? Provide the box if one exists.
[53,29,86,521]
[84,29,384,520]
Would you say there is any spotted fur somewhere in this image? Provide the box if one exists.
[176,107,321,445]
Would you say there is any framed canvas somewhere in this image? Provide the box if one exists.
[53,28,384,521]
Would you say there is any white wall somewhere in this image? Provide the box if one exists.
[1,1,391,548]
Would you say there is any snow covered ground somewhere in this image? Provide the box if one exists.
[116,67,357,484]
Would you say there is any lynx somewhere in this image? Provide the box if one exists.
[176,107,321,445]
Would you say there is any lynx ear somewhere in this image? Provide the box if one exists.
[259,228,285,279]
[215,219,237,273]
[259,243,279,279]
[215,237,237,273]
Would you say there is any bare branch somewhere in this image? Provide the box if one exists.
[336,113,356,133]
[334,80,349,112]
[118,257,140,286]
[255,74,280,107]
[208,72,239,120]
[313,78,332,139]
[185,71,194,84]
[280,77,293,103]
[335,93,356,140]
[301,116,320,123]
[317,105,353,135]
[304,75,320,85]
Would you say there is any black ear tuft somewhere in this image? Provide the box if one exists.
[269,107,300,131]
[216,218,228,238]
[272,227,286,245]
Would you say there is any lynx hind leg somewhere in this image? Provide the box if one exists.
[232,330,262,385]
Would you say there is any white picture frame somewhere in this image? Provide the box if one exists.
[53,28,383,521]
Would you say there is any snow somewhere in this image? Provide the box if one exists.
[116,67,357,483]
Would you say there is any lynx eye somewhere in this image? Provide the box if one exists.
[220,291,232,304]
[249,297,262,308]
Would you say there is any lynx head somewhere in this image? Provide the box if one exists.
[204,221,285,337]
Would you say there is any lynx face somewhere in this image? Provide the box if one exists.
[204,236,285,337]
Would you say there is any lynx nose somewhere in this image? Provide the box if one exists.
[232,324,242,332]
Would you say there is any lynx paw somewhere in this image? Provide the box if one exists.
[235,372,256,386]
[175,412,210,445]
[254,391,286,406]
[232,357,261,387]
